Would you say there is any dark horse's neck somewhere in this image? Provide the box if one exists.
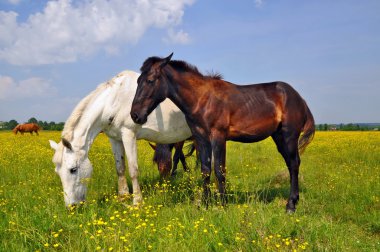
[164,66,217,117]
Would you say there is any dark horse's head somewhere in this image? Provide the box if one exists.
[130,53,173,124]
[149,143,173,178]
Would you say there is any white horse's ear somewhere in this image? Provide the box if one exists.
[148,142,156,150]
[49,140,58,150]
[61,138,73,151]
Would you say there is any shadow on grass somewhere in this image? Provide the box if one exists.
[96,169,305,208]
[227,187,290,205]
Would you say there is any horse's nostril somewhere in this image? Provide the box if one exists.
[131,112,139,122]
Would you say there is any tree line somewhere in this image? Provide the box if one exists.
[0,117,64,131]
[1,118,378,132]
[316,123,379,131]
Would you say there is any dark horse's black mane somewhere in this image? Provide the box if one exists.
[140,56,223,80]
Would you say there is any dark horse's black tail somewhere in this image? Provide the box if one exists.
[298,101,315,154]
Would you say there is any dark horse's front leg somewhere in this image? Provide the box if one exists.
[211,136,227,205]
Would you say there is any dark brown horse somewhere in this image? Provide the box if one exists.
[130,53,315,212]
[13,123,41,135]
[149,141,190,178]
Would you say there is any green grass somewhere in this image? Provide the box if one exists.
[0,131,379,251]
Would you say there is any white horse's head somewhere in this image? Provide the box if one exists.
[49,139,93,207]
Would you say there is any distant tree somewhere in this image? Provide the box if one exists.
[55,122,64,131]
[37,120,44,130]
[48,121,56,130]
[6,119,18,130]
[28,117,38,124]
[361,125,369,131]
[42,121,49,130]
[347,123,354,130]
[323,124,328,131]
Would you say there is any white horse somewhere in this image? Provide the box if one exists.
[49,70,191,207]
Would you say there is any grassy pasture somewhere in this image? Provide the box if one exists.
[0,131,379,251]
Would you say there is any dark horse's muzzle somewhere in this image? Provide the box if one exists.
[130,111,147,125]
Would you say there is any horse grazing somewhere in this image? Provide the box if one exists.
[49,70,191,207]
[13,123,41,135]
[149,140,192,178]
[130,53,315,212]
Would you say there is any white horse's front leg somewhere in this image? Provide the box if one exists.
[122,130,142,205]
[109,138,129,197]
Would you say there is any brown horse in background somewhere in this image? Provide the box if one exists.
[130,53,315,212]
[149,140,198,178]
[13,123,41,135]
[149,141,189,178]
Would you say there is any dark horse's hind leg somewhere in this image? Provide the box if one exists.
[179,151,189,172]
[196,137,212,206]
[211,136,227,206]
[171,142,188,176]
[272,129,301,213]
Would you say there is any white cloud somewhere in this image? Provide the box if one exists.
[0,0,194,66]
[163,28,191,44]
[0,75,57,100]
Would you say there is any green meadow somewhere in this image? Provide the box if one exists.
[0,131,379,251]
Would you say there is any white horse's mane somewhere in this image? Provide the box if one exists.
[61,84,106,141]
[61,71,129,141]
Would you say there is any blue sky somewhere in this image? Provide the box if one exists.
[0,0,379,124]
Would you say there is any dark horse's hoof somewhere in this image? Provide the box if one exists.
[286,202,296,214]
[286,206,296,214]
[286,208,296,214]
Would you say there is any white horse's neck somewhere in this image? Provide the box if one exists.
[69,93,108,154]
[62,71,137,154]
[72,120,102,154]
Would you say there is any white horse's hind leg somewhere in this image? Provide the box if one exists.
[109,138,129,197]
[122,130,143,205]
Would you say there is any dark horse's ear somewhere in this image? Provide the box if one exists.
[159,52,173,69]
[148,142,156,150]
[61,138,73,151]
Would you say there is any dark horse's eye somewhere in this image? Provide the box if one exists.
[70,167,78,174]
[147,79,155,84]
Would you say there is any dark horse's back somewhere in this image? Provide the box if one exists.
[229,81,314,153]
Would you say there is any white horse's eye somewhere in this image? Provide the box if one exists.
[70,167,78,174]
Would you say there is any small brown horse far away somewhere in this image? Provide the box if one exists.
[13,123,41,135]
[130,53,315,212]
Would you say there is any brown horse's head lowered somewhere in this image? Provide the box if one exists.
[131,53,315,213]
